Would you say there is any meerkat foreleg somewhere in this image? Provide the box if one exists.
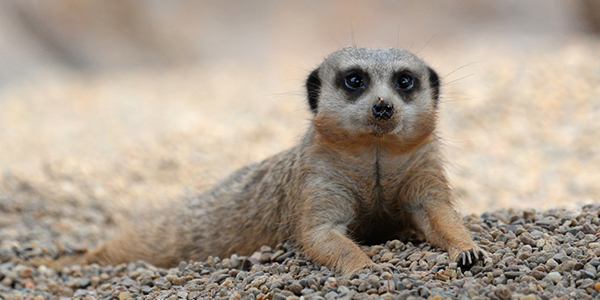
[298,223,374,276]
[411,201,484,269]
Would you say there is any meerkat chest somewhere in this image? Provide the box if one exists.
[348,173,411,245]
[336,150,418,240]
[350,150,413,203]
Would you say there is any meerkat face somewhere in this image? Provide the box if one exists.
[306,47,440,144]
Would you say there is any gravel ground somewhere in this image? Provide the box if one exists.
[1,3,599,300]
[1,176,600,299]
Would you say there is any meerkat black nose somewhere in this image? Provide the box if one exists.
[372,98,394,120]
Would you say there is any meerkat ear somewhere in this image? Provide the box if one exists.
[427,67,440,107]
[306,67,321,113]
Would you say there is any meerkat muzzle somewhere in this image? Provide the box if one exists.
[372,98,394,120]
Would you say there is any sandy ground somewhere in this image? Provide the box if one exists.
[1,37,599,219]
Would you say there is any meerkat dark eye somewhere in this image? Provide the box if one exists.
[344,72,366,91]
[396,73,416,92]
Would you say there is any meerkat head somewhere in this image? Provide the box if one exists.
[306,47,440,146]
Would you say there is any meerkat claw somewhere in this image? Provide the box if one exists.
[457,247,483,270]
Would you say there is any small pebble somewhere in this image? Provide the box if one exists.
[171,277,187,286]
[547,272,562,283]
[495,285,511,300]
[380,251,394,262]
[289,282,303,295]
[118,291,131,300]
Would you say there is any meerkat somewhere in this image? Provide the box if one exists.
[49,47,484,276]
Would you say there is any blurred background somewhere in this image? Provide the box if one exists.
[1,0,599,215]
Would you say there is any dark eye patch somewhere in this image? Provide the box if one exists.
[394,71,419,94]
[337,69,369,99]
[344,71,366,90]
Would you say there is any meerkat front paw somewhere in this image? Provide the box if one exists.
[456,247,486,270]
[340,260,375,277]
